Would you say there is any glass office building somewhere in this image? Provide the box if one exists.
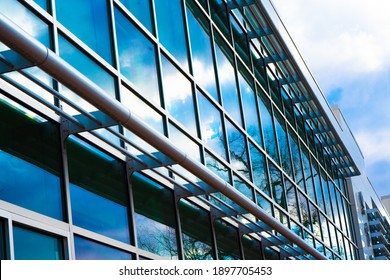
[0,0,385,260]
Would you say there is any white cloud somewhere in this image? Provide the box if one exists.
[354,129,390,164]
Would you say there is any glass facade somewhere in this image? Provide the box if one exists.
[0,0,367,260]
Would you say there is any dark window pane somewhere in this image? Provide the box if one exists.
[161,56,197,135]
[210,0,230,41]
[0,98,63,220]
[115,8,160,105]
[226,120,249,179]
[269,163,286,210]
[13,226,64,260]
[242,235,263,260]
[67,137,130,244]
[155,0,188,69]
[179,200,214,260]
[56,0,113,64]
[0,219,7,260]
[215,220,241,260]
[74,235,132,260]
[132,173,178,259]
[198,91,227,160]
[274,111,292,177]
[264,247,279,260]
[258,96,278,163]
[298,190,310,230]
[187,1,218,101]
[286,179,299,222]
[119,0,154,33]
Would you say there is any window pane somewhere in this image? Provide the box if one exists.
[197,91,227,160]
[0,219,6,260]
[155,0,188,69]
[0,98,63,220]
[242,235,263,260]
[67,137,130,244]
[258,96,278,163]
[186,0,218,101]
[56,0,113,64]
[205,151,230,183]
[0,0,50,47]
[58,34,116,100]
[249,142,269,195]
[161,56,197,135]
[74,235,132,260]
[269,163,286,210]
[33,0,48,11]
[214,35,242,125]
[274,111,292,177]
[238,64,262,145]
[115,8,160,105]
[226,120,249,179]
[13,226,64,260]
[179,200,214,260]
[132,173,178,259]
[169,123,200,161]
[215,220,241,260]
[210,0,230,41]
[264,247,280,260]
[119,0,153,33]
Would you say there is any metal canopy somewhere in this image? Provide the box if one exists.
[0,11,327,260]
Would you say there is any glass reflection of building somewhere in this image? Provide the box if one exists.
[0,0,387,260]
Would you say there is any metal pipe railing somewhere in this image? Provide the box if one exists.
[0,12,327,260]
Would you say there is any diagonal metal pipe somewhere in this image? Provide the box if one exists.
[0,12,327,260]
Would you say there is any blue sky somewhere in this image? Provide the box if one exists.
[271,0,390,197]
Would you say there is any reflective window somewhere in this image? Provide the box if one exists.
[13,226,64,260]
[258,96,278,164]
[285,179,299,222]
[197,91,227,160]
[288,129,304,188]
[256,192,273,216]
[230,14,250,65]
[274,111,292,177]
[301,147,315,202]
[226,120,249,179]
[205,151,230,183]
[214,35,242,125]
[74,235,132,260]
[56,0,113,64]
[179,200,214,260]
[249,141,269,195]
[186,0,218,101]
[233,175,253,201]
[215,220,241,260]
[312,161,325,212]
[329,183,340,227]
[161,56,197,135]
[132,173,178,259]
[269,163,286,210]
[0,99,63,220]
[67,137,130,244]
[115,8,160,105]
[298,190,310,230]
[242,235,263,260]
[210,0,230,41]
[58,34,116,106]
[321,171,333,219]
[0,0,50,47]
[33,0,49,12]
[238,64,262,145]
[169,123,200,161]
[154,0,188,69]
[119,0,154,33]
[264,247,279,260]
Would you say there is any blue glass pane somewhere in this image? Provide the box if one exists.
[161,56,197,135]
[67,137,130,244]
[238,67,261,145]
[74,236,132,260]
[169,124,200,161]
[233,175,253,201]
[197,91,227,160]
[186,2,218,101]
[33,0,48,11]
[269,163,286,210]
[0,100,63,220]
[249,142,269,195]
[274,112,292,177]
[119,0,153,33]
[214,37,242,125]
[258,96,278,163]
[58,35,116,99]
[205,151,230,183]
[56,0,113,64]
[0,0,50,47]
[115,8,160,105]
[226,120,249,179]
[13,226,64,260]
[154,0,188,70]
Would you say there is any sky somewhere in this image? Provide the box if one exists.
[270,0,390,197]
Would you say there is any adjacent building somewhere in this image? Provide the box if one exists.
[0,0,388,260]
